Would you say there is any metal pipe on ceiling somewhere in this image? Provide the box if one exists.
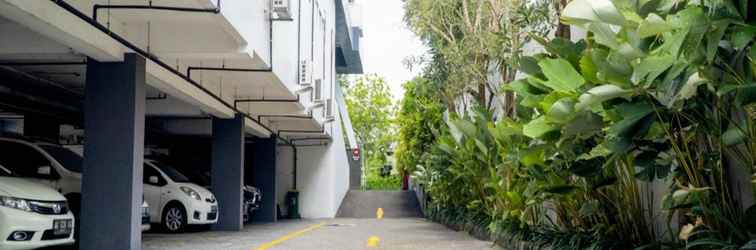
[50,0,278,137]
[258,115,312,120]
[234,96,301,109]
[0,61,87,66]
[277,128,325,138]
[93,0,222,22]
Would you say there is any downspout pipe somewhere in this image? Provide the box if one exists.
[275,136,298,190]
[50,0,277,137]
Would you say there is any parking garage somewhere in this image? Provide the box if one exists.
[0,0,361,249]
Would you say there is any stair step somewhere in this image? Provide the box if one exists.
[337,190,422,218]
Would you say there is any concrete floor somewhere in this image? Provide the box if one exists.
[142,218,500,250]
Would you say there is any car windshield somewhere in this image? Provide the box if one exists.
[39,145,82,173]
[151,161,190,183]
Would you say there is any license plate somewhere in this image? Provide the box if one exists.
[53,219,72,235]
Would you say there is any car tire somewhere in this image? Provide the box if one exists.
[162,203,187,233]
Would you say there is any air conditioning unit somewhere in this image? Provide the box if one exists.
[325,98,334,118]
[312,79,323,102]
[272,0,291,19]
[299,60,312,85]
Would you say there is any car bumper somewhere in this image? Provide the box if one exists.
[187,202,218,225]
[0,206,75,250]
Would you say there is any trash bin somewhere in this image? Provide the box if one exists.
[286,191,301,219]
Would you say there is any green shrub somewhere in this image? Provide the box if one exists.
[365,174,402,190]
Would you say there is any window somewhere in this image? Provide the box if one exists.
[38,145,82,173]
[143,164,165,186]
[0,141,56,179]
[150,161,190,183]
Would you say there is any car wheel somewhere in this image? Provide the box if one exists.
[162,204,186,233]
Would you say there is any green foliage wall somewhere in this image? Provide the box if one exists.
[407,0,756,249]
[395,77,446,174]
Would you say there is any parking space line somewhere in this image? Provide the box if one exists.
[253,222,327,250]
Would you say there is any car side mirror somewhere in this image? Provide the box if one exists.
[148,176,159,185]
[37,166,52,176]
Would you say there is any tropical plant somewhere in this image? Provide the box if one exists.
[342,74,398,189]
[395,77,446,176]
[406,0,756,249]
[404,0,555,113]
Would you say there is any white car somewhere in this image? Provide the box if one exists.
[0,138,83,213]
[143,159,218,232]
[0,166,75,250]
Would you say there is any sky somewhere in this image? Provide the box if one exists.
[358,0,428,100]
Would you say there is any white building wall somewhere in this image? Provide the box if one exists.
[297,145,335,218]
[282,99,350,219]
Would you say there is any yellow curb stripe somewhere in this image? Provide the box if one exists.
[254,222,327,250]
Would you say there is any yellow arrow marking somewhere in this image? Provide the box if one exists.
[376,208,384,219]
[254,222,326,250]
[367,236,380,247]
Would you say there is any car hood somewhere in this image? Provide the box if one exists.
[177,183,215,201]
[0,177,65,201]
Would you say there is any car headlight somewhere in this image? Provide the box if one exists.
[180,186,201,201]
[0,196,31,212]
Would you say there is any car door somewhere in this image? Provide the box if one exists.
[143,164,166,222]
[0,141,61,191]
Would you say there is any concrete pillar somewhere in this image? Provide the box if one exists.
[211,114,245,231]
[250,137,278,222]
[81,53,145,250]
[23,115,60,141]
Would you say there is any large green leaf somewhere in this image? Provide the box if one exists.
[544,38,586,66]
[563,112,604,138]
[562,0,626,27]
[608,102,655,137]
[579,53,599,83]
[523,116,557,139]
[575,85,635,111]
[634,151,670,181]
[518,56,542,76]
[520,146,546,167]
[588,22,620,49]
[734,81,756,106]
[547,98,576,123]
[631,53,675,86]
[731,25,756,50]
[538,58,586,93]
[706,20,730,62]
[722,126,747,146]
[638,13,675,38]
